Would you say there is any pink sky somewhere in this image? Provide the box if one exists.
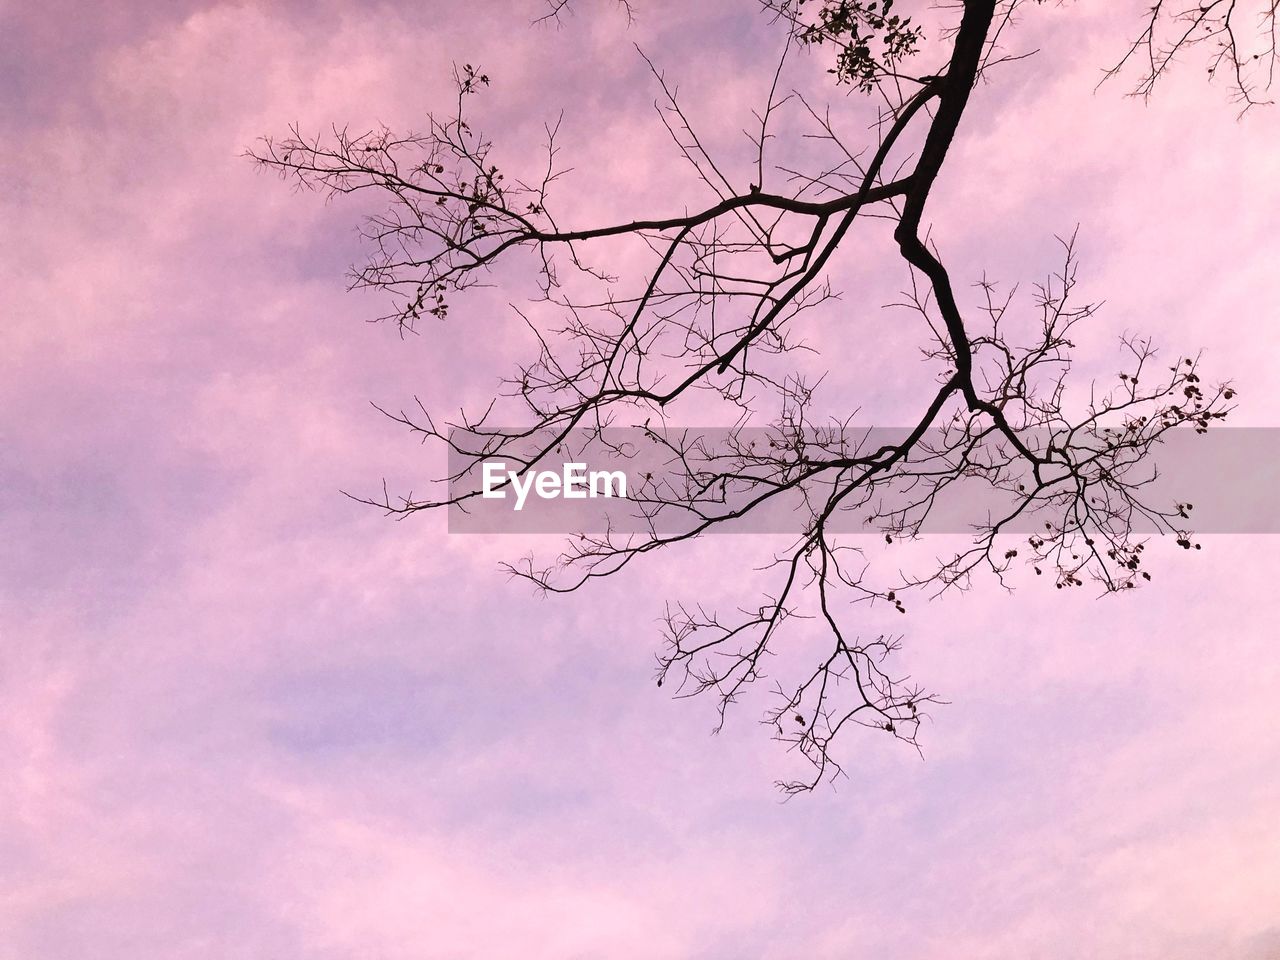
[2,1,1279,957]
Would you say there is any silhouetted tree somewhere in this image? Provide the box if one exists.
[251,0,1270,792]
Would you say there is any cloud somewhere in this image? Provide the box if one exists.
[2,2,1278,957]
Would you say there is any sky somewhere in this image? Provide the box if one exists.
[2,1,1279,957]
